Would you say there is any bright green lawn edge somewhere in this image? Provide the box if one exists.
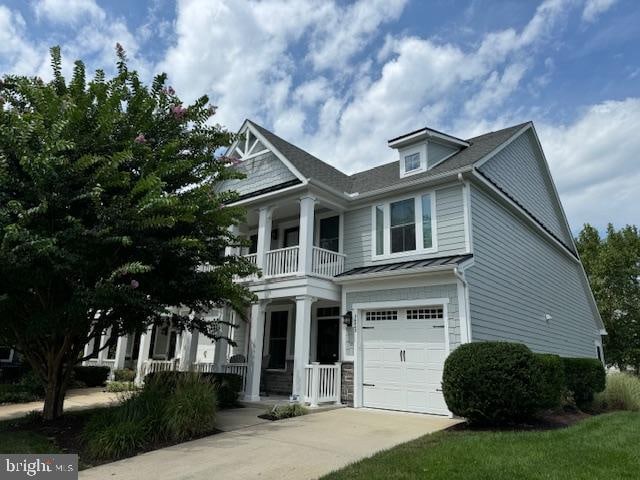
[322,412,640,480]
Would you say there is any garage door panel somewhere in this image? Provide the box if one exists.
[363,385,403,410]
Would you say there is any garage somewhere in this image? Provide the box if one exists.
[361,306,449,415]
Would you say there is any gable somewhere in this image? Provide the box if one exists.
[427,141,458,168]
[477,129,575,250]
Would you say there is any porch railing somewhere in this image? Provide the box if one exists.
[304,362,342,407]
[312,247,346,278]
[193,362,217,373]
[142,359,179,377]
[223,362,248,392]
[85,358,116,370]
[265,246,299,277]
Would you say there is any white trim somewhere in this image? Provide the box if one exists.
[0,347,14,363]
[370,190,437,261]
[229,183,307,207]
[352,298,449,311]
[315,211,341,253]
[461,178,473,253]
[399,144,427,178]
[342,273,457,292]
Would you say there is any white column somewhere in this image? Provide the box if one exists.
[292,295,314,403]
[179,329,200,371]
[82,339,93,366]
[135,325,154,385]
[225,225,240,257]
[113,334,129,371]
[256,206,274,271]
[244,301,267,401]
[97,329,110,363]
[298,196,316,275]
[213,309,231,371]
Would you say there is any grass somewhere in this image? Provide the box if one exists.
[0,431,60,454]
[322,412,640,480]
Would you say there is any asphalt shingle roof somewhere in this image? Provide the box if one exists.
[248,120,530,195]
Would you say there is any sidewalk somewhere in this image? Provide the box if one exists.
[0,387,119,421]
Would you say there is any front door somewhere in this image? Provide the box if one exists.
[316,319,340,364]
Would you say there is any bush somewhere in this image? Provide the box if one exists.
[73,366,110,387]
[145,371,242,409]
[267,403,308,420]
[442,342,544,424]
[164,374,217,441]
[106,381,137,393]
[0,384,39,403]
[535,354,565,409]
[113,369,136,382]
[594,373,640,412]
[84,413,148,460]
[561,357,606,406]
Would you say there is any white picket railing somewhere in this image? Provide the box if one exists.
[193,362,217,373]
[312,247,346,278]
[265,246,299,277]
[223,363,248,392]
[85,358,116,369]
[304,362,342,407]
[142,359,179,377]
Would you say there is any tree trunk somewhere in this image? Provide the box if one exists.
[42,358,72,421]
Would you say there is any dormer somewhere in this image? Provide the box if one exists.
[388,127,470,178]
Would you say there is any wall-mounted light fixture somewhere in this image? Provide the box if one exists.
[544,313,553,322]
[342,311,353,327]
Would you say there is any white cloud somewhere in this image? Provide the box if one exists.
[582,0,618,23]
[0,6,44,75]
[537,98,640,231]
[33,0,106,24]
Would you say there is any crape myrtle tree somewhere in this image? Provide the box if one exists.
[0,45,257,419]
[576,223,640,373]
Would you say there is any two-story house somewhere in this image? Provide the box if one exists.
[201,119,604,415]
[84,118,604,417]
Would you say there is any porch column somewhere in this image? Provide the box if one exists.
[213,309,231,371]
[82,339,92,366]
[97,328,110,363]
[244,301,268,402]
[225,225,240,257]
[298,196,316,275]
[292,295,315,403]
[113,334,129,371]
[179,328,200,371]
[256,206,274,271]
[135,325,153,385]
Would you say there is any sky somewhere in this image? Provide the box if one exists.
[0,0,638,234]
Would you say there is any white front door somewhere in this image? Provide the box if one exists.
[361,306,448,415]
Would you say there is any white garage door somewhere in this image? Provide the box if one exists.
[361,306,449,415]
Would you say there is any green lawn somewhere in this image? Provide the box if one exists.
[0,431,59,454]
[323,412,640,480]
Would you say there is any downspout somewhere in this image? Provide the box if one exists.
[454,266,473,344]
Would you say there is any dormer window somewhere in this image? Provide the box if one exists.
[404,153,421,173]
[399,144,427,178]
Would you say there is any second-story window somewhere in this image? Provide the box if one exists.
[390,198,416,253]
[404,153,421,173]
[373,191,436,259]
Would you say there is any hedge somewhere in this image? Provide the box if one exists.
[73,366,110,387]
[145,371,242,409]
[534,353,565,409]
[442,342,544,424]
[561,357,606,406]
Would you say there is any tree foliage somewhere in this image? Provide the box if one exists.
[0,46,256,418]
[576,223,640,372]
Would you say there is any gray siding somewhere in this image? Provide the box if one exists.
[478,130,574,248]
[218,150,297,196]
[345,284,461,354]
[428,141,458,168]
[466,185,600,358]
[342,184,467,271]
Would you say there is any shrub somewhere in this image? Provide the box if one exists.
[442,342,544,424]
[534,353,565,409]
[145,371,242,409]
[73,366,110,387]
[106,381,137,393]
[267,403,308,420]
[561,357,606,406]
[164,374,217,441]
[594,372,640,412]
[84,412,148,460]
[0,384,39,403]
[113,369,136,382]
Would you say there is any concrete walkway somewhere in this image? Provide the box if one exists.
[0,387,119,421]
[80,408,460,480]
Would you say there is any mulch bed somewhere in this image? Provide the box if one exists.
[447,409,593,432]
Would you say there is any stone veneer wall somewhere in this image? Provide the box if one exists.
[341,362,354,406]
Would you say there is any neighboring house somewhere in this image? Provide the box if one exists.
[28,118,604,416]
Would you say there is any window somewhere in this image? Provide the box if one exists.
[268,311,288,369]
[319,216,340,252]
[404,153,421,172]
[317,306,340,318]
[375,205,384,255]
[0,347,13,362]
[373,192,436,258]
[407,307,443,319]
[366,310,398,321]
[284,227,299,247]
[248,234,258,254]
[390,198,416,253]
[421,194,433,249]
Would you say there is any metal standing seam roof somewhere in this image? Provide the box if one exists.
[336,254,473,277]
[248,119,530,195]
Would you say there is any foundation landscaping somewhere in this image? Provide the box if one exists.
[323,342,640,480]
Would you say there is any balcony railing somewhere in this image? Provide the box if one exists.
[265,246,299,277]
[312,247,346,278]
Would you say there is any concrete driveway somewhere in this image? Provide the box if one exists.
[80,407,459,480]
